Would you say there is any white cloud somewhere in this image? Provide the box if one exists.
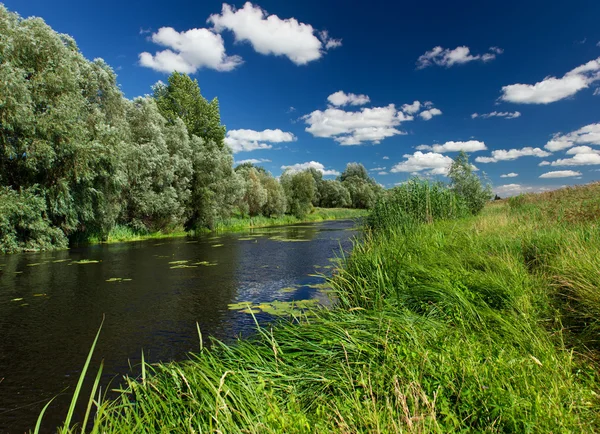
[383,156,390,160]
[419,108,442,121]
[550,146,600,166]
[378,171,388,175]
[416,140,486,153]
[369,167,386,171]
[500,57,600,104]
[475,147,551,163]
[539,170,582,178]
[401,101,421,114]
[303,104,408,146]
[225,128,296,153]
[594,88,600,96]
[139,27,242,73]
[390,151,454,176]
[416,46,502,69]
[471,111,521,119]
[327,91,370,107]
[281,161,339,176]
[235,158,272,165]
[208,2,340,65]
[500,173,519,178]
[545,123,600,151]
[539,161,551,166]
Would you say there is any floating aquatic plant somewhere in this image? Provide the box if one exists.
[168,260,189,265]
[212,244,224,248]
[72,259,100,265]
[170,264,197,269]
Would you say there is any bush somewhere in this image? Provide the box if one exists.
[448,151,492,215]
[367,178,467,232]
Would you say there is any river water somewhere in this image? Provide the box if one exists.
[0,219,358,433]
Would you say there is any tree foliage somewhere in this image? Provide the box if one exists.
[0,5,361,252]
[448,151,492,215]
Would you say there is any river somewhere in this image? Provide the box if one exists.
[0,219,358,433]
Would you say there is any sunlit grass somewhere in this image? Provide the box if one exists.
[45,183,600,432]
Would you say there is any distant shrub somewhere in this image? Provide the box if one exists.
[448,151,493,215]
[367,179,467,232]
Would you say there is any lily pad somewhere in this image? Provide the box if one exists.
[170,264,197,269]
[237,237,256,241]
[52,259,70,263]
[168,260,189,265]
[228,301,253,310]
[106,277,123,282]
[194,261,217,266]
[212,244,224,248]
[280,286,298,293]
[33,293,47,297]
[27,263,43,267]
[72,259,100,265]
[11,298,23,302]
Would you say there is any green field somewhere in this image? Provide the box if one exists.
[54,183,600,432]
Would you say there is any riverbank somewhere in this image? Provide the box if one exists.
[85,208,367,245]
[62,184,600,432]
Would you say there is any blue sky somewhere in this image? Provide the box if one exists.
[5,0,600,196]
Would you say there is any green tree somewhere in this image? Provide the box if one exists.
[281,170,317,218]
[320,180,351,208]
[187,136,243,230]
[448,151,492,215]
[259,172,286,217]
[153,73,226,145]
[339,163,380,209]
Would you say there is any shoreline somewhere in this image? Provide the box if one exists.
[86,208,367,246]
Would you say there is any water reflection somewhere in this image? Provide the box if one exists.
[0,219,357,432]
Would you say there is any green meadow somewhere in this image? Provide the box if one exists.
[46,181,600,433]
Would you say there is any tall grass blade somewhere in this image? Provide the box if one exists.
[62,316,104,430]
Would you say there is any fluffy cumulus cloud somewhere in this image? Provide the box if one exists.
[419,108,442,121]
[225,128,296,153]
[390,151,454,176]
[208,2,340,65]
[139,27,242,73]
[327,91,370,107]
[494,184,553,197]
[500,57,600,104]
[500,173,519,178]
[539,170,582,178]
[545,123,600,151]
[401,101,421,114]
[416,140,486,153]
[416,46,502,69]
[304,96,441,145]
[303,104,406,146]
[550,146,600,166]
[471,111,521,119]
[235,158,271,165]
[281,161,339,176]
[475,147,551,163]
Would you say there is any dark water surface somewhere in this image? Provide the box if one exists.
[0,220,358,433]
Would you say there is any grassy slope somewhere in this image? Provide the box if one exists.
[88,208,367,245]
[78,185,600,432]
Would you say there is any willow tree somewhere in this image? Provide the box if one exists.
[0,6,127,238]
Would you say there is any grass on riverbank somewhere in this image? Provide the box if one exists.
[60,184,600,432]
[86,208,367,245]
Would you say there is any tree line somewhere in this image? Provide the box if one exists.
[0,6,382,253]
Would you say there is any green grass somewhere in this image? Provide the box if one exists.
[86,208,366,245]
[49,184,600,432]
[208,207,368,234]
